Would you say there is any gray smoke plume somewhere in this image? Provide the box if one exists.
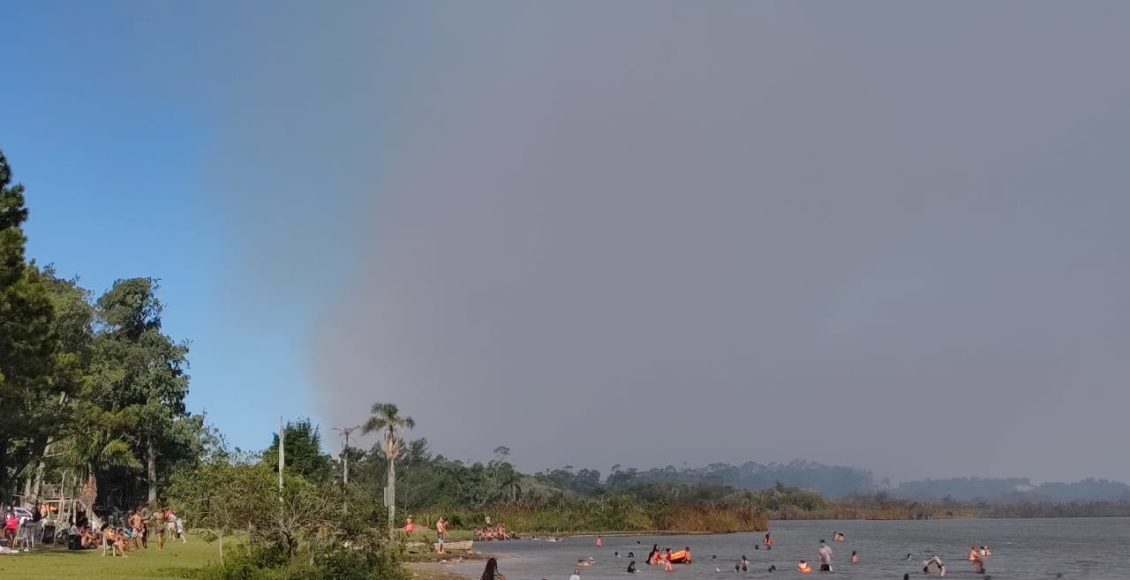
[146,2,1130,481]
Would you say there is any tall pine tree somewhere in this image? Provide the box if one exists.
[0,150,57,502]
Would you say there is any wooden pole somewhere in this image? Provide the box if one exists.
[278,417,285,502]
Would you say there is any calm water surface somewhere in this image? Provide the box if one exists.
[441,518,1130,579]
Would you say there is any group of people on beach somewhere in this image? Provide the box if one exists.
[475,523,516,541]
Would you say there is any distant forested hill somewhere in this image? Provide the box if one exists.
[892,477,1130,503]
[573,460,877,498]
[537,460,1130,504]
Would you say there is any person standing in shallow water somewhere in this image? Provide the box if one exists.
[818,540,833,572]
[968,546,985,574]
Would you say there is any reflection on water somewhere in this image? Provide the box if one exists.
[442,518,1130,579]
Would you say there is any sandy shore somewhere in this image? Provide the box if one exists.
[406,560,475,580]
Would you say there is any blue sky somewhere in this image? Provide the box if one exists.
[1,1,378,454]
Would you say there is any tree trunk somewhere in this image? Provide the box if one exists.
[147,439,158,504]
[23,472,33,502]
[22,435,50,504]
[387,457,396,542]
[219,530,225,562]
[30,454,46,503]
[0,437,9,505]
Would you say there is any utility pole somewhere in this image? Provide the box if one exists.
[333,425,360,515]
[278,416,285,502]
[332,426,360,485]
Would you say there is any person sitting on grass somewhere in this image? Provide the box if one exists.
[79,524,98,549]
[101,524,128,557]
[67,521,82,550]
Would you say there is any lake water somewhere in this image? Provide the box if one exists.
[439,518,1130,579]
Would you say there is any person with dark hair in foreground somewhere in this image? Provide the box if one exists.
[481,557,505,580]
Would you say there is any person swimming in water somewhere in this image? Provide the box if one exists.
[850,550,859,564]
[923,555,945,576]
[833,531,845,542]
[796,560,812,573]
[763,532,773,549]
[627,561,638,574]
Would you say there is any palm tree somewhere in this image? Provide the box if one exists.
[362,402,415,541]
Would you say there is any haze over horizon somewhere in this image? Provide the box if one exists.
[5,2,1129,484]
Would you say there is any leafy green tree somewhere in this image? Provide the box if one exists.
[167,455,247,561]
[262,418,333,482]
[362,402,414,541]
[23,268,96,502]
[0,151,58,503]
[88,277,190,504]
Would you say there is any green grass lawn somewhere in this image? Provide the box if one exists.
[0,530,480,579]
[0,535,223,580]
